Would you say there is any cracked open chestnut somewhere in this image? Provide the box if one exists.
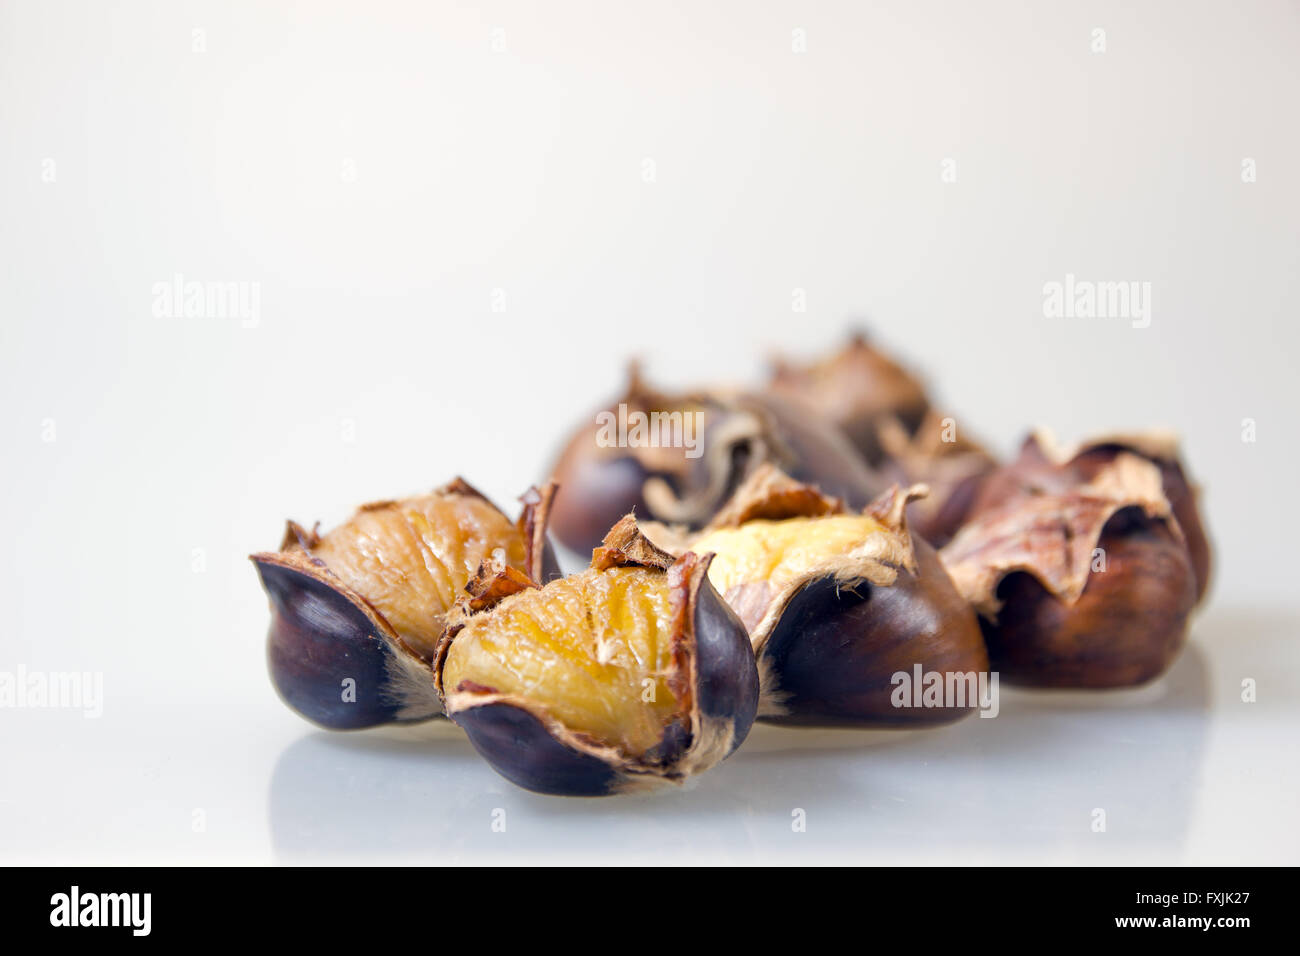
[768,330,931,466]
[433,516,759,796]
[250,479,559,730]
[547,364,885,557]
[643,466,989,727]
[941,454,1197,687]
[967,430,1211,603]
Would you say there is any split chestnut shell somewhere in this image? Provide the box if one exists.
[942,454,1197,687]
[250,479,559,730]
[644,466,990,727]
[547,364,884,556]
[967,430,1212,602]
[433,517,759,796]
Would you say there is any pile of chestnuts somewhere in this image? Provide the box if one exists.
[251,331,1212,796]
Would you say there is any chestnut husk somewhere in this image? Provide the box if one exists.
[547,364,885,556]
[875,410,999,547]
[250,479,560,730]
[644,466,989,727]
[768,330,931,465]
[941,454,1197,687]
[433,517,760,796]
[967,430,1211,603]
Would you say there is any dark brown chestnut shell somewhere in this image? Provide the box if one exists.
[645,466,990,728]
[967,431,1211,603]
[250,479,560,730]
[761,533,990,726]
[433,518,760,797]
[942,454,1197,688]
[547,365,885,556]
[875,411,999,547]
[254,551,439,729]
[768,330,931,466]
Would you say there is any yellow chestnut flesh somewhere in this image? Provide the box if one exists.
[311,494,528,660]
[441,567,682,756]
[691,514,889,598]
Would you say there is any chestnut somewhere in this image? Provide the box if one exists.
[967,430,1212,602]
[250,479,559,730]
[643,465,990,727]
[875,410,999,547]
[941,453,1197,687]
[433,516,759,796]
[768,330,931,465]
[547,364,885,556]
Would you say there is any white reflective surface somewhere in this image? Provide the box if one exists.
[2,0,1297,865]
[3,605,1295,865]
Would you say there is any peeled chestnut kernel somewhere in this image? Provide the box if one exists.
[547,363,884,556]
[643,465,989,727]
[250,479,560,730]
[941,454,1197,688]
[967,430,1211,603]
[433,517,759,796]
[875,410,999,547]
[768,330,931,465]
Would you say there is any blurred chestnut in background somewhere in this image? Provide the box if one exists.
[644,466,989,727]
[251,479,559,729]
[434,516,759,796]
[875,410,999,547]
[942,454,1197,687]
[768,330,931,466]
[547,364,884,557]
[968,431,1212,603]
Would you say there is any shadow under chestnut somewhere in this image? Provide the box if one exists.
[269,635,1212,864]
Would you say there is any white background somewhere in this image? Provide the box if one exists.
[1,0,1297,864]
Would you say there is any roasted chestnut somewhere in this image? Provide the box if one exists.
[643,466,989,727]
[433,516,759,796]
[875,410,999,547]
[250,479,559,730]
[941,454,1197,687]
[768,330,931,465]
[547,364,885,557]
[967,430,1211,602]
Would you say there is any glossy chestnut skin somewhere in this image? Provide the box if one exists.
[251,480,560,730]
[255,553,438,729]
[548,367,884,556]
[434,520,760,797]
[982,513,1195,687]
[761,535,989,726]
[442,701,627,796]
[547,447,653,561]
[769,330,931,466]
[648,467,990,728]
